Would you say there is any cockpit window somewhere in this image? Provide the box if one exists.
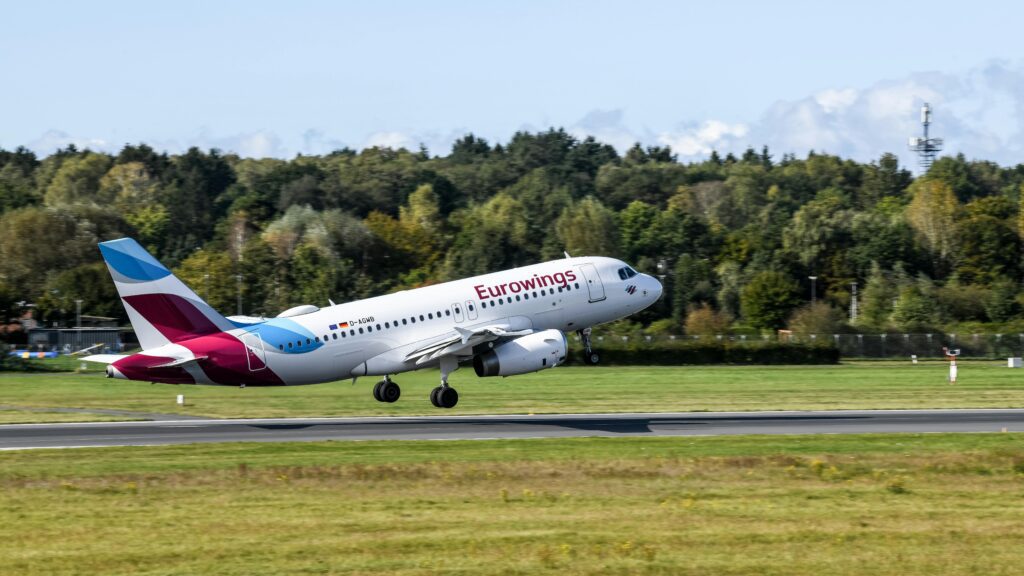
[618,266,639,280]
[618,267,628,280]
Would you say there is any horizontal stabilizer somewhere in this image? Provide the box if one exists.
[81,354,128,364]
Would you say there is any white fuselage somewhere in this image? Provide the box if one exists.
[230,256,662,385]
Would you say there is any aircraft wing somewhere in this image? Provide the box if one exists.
[81,354,128,364]
[404,325,533,365]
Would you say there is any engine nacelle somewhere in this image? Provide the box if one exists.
[473,329,567,377]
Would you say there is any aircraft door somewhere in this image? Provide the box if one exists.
[465,300,479,320]
[242,332,268,372]
[451,302,465,323]
[577,263,606,302]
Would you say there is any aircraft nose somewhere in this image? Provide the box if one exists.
[644,275,663,301]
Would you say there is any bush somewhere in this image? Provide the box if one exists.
[0,355,63,372]
[788,302,846,334]
[684,304,732,335]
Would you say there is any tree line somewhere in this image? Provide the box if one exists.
[2,129,1024,340]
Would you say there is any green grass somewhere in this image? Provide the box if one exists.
[0,408,140,424]
[1,360,1023,422]
[2,433,1024,575]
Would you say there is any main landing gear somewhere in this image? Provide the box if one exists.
[577,327,600,365]
[430,356,460,409]
[430,385,458,409]
[373,376,401,403]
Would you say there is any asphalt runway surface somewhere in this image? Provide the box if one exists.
[2,409,1023,450]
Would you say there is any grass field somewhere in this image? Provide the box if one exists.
[1,360,1023,423]
[2,433,1023,575]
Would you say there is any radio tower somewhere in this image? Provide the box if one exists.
[908,102,943,171]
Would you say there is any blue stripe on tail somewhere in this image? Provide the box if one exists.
[99,238,172,282]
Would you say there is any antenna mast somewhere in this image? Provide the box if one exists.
[908,102,943,171]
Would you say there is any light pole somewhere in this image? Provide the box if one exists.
[75,299,83,352]
[203,273,210,301]
[808,276,817,306]
[849,282,858,322]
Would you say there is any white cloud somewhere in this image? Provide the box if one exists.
[564,60,1024,168]
[656,120,749,157]
[363,131,416,150]
[27,130,113,154]
[302,129,349,155]
[569,109,646,151]
[21,60,1024,168]
[727,62,1024,167]
[814,88,857,114]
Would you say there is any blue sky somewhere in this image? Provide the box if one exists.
[3,1,1024,166]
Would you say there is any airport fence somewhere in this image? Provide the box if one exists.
[582,333,1024,360]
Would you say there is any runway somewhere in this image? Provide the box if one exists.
[1,408,1023,450]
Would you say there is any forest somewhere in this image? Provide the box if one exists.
[2,128,1024,342]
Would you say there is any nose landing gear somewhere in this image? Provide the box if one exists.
[577,327,600,365]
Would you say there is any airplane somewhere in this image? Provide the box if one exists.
[84,238,663,408]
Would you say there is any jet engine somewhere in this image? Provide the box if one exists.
[473,329,567,377]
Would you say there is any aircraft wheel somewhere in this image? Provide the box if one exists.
[372,380,385,402]
[430,386,443,408]
[584,351,600,365]
[380,381,401,403]
[437,386,459,409]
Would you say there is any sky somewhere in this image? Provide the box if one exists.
[3,0,1024,168]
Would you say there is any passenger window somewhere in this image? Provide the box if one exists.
[306,338,311,345]
[533,291,538,298]
[445,310,450,316]
[367,326,373,333]
[341,332,346,338]
[428,313,434,320]
[385,322,390,328]
[575,282,580,289]
[279,345,284,350]
[332,333,337,340]
[419,315,425,321]
[524,293,529,300]
[358,328,364,334]
[376,324,381,331]
[515,295,521,301]
[468,304,475,311]
[288,342,293,349]
[349,329,355,336]
[402,319,407,325]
